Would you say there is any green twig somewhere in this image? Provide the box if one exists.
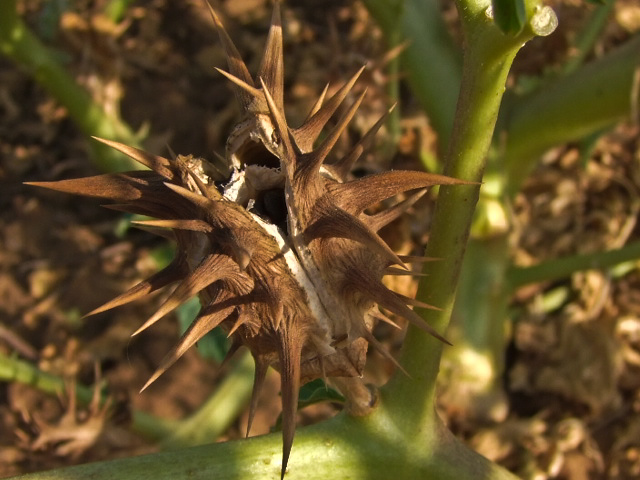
[364,0,462,150]
[104,0,134,23]
[367,1,637,185]
[383,0,553,431]
[161,351,255,448]
[0,352,177,441]
[507,240,640,289]
[563,0,614,75]
[0,0,142,172]
[504,34,640,194]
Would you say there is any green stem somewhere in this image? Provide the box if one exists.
[104,0,134,23]
[0,0,141,172]
[504,34,640,194]
[0,352,177,441]
[383,0,552,428]
[367,1,638,181]
[0,352,92,403]
[507,240,640,289]
[364,0,462,149]
[9,410,517,480]
[161,351,255,448]
[563,0,614,75]
[0,349,258,446]
[454,235,510,364]
[385,26,402,151]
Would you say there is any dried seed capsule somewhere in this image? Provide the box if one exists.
[28,2,467,477]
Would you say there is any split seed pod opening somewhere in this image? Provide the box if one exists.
[28,2,468,478]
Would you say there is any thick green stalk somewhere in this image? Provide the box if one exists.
[367,1,637,180]
[453,235,510,367]
[441,231,511,422]
[383,0,554,429]
[0,0,141,172]
[440,5,636,422]
[10,410,517,480]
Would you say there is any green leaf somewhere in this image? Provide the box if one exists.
[297,379,345,409]
[36,0,68,41]
[273,379,345,432]
[176,297,229,363]
[492,0,526,35]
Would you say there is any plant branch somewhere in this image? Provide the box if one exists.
[383,0,555,430]
[562,0,614,75]
[504,34,640,194]
[161,351,255,448]
[0,352,177,441]
[507,240,640,289]
[364,0,462,149]
[9,410,518,480]
[0,0,142,172]
[367,1,638,184]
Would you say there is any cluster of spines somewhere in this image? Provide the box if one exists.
[27,3,469,478]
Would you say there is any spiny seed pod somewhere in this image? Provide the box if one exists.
[28,3,466,477]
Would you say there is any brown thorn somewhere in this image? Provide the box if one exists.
[186,167,221,200]
[363,330,408,376]
[163,182,213,210]
[140,303,235,393]
[83,259,186,317]
[384,266,428,277]
[303,88,367,175]
[398,255,441,263]
[165,143,177,160]
[258,77,296,162]
[303,83,329,123]
[332,104,396,178]
[257,1,284,108]
[226,313,246,337]
[215,68,263,99]
[371,312,401,330]
[347,270,450,345]
[277,327,302,480]
[305,200,404,267]
[291,65,365,152]
[131,254,236,336]
[246,356,269,438]
[395,292,441,311]
[91,137,173,178]
[219,337,243,369]
[205,1,256,109]
[26,174,148,202]
[130,219,212,232]
[365,189,425,232]
[328,170,471,217]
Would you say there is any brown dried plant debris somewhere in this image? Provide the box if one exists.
[15,368,110,460]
